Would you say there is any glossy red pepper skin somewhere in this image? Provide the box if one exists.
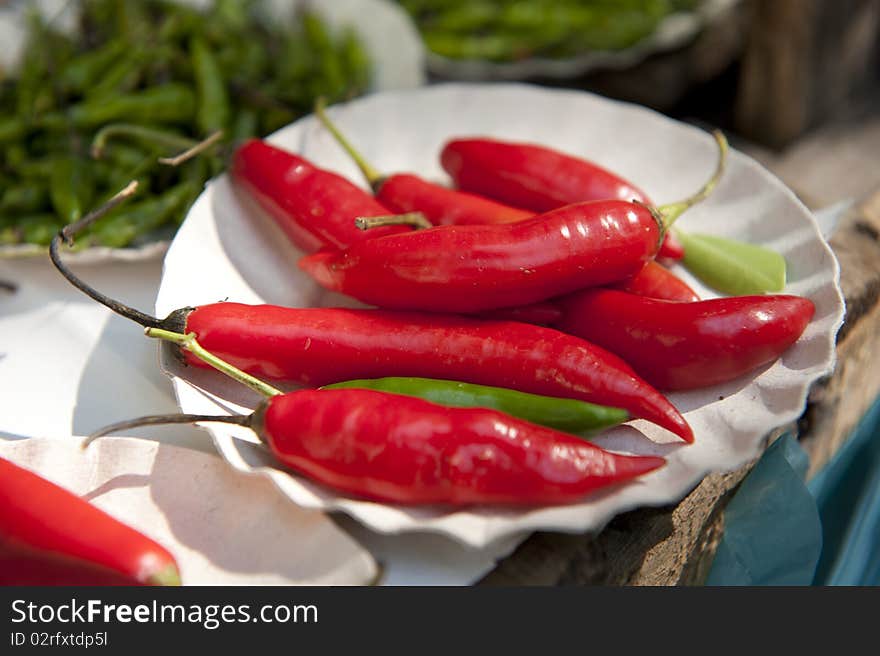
[0,457,180,586]
[376,173,532,226]
[177,303,692,442]
[553,290,815,391]
[256,389,664,505]
[441,137,650,211]
[613,261,699,302]
[299,199,663,313]
[230,139,405,254]
[440,136,684,260]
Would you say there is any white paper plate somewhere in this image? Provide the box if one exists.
[156,83,845,548]
[0,0,425,263]
[422,0,740,81]
[0,436,378,585]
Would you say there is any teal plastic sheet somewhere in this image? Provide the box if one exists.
[808,395,880,585]
[705,434,822,585]
[706,394,880,586]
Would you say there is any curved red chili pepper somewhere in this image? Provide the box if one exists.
[255,389,665,505]
[0,457,180,586]
[313,100,533,228]
[376,173,532,226]
[230,139,406,253]
[440,136,686,259]
[174,303,692,442]
[658,230,685,261]
[612,261,699,302]
[553,289,815,391]
[299,199,663,313]
[441,137,649,211]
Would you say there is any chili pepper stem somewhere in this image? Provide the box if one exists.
[90,124,198,160]
[314,97,384,188]
[355,212,432,231]
[145,327,282,398]
[158,130,224,167]
[49,180,169,329]
[82,412,255,450]
[148,563,182,587]
[656,130,728,229]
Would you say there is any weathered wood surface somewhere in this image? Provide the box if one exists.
[480,190,880,586]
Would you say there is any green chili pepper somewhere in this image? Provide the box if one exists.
[0,119,27,145]
[90,123,196,159]
[49,157,93,223]
[58,40,128,94]
[0,186,50,213]
[91,181,197,248]
[190,36,231,135]
[67,84,197,128]
[230,109,259,142]
[322,377,629,435]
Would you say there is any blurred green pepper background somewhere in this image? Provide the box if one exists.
[0,0,372,250]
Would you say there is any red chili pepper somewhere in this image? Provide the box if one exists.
[172,303,692,442]
[230,139,407,254]
[612,261,699,302]
[553,289,815,391]
[471,300,563,325]
[658,230,685,261]
[313,101,533,227]
[0,457,180,586]
[299,199,665,313]
[441,136,651,212]
[375,173,532,226]
[255,388,665,505]
[439,135,726,261]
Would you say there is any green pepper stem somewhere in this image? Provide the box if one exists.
[144,327,282,398]
[90,124,198,160]
[355,212,432,231]
[657,129,728,229]
[314,97,384,188]
[158,130,224,166]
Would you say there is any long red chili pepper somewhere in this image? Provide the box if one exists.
[314,99,532,227]
[612,261,699,302]
[440,135,720,260]
[256,389,664,504]
[299,199,666,313]
[88,390,665,506]
[0,457,180,586]
[552,289,815,391]
[176,303,692,442]
[230,138,409,253]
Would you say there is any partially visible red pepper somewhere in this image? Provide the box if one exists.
[612,261,699,302]
[440,136,695,260]
[230,139,406,254]
[254,388,665,505]
[0,457,180,586]
[299,199,664,313]
[553,289,815,391]
[313,100,533,227]
[176,303,693,442]
[375,173,532,226]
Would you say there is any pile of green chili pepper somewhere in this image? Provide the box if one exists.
[396,0,699,62]
[0,0,371,249]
